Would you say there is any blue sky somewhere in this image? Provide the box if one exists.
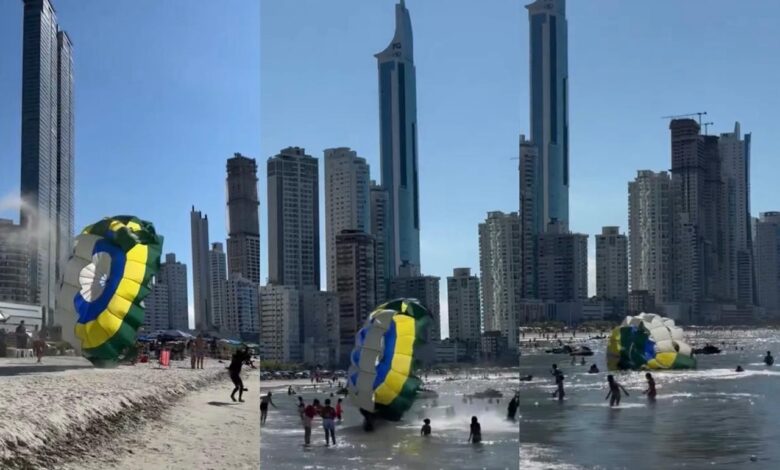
[0,0,260,327]
[2,1,778,336]
[261,0,780,336]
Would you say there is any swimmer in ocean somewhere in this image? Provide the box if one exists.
[605,375,629,407]
[764,351,774,366]
[643,373,656,400]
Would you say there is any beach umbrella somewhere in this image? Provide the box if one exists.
[57,216,163,367]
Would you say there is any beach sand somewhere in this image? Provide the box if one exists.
[61,378,260,470]
[0,359,259,469]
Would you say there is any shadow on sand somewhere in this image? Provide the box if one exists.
[207,401,241,407]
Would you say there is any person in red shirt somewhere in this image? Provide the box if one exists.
[335,398,343,422]
[320,399,337,446]
[303,399,320,445]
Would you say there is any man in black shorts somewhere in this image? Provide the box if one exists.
[228,346,254,403]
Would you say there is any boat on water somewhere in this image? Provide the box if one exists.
[693,345,721,355]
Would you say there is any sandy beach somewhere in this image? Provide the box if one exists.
[0,357,259,469]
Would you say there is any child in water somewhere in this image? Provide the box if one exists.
[468,416,481,443]
[605,375,630,407]
[421,418,431,436]
[643,373,656,400]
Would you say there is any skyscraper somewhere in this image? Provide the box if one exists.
[376,0,421,276]
[596,226,628,304]
[259,284,301,363]
[370,181,390,304]
[719,122,754,305]
[155,253,189,330]
[446,268,481,356]
[478,211,522,350]
[267,147,320,289]
[226,153,261,285]
[388,268,441,342]
[754,212,780,318]
[336,230,376,365]
[324,147,370,292]
[300,288,340,367]
[190,207,211,330]
[536,226,588,303]
[209,242,227,330]
[628,170,672,306]
[519,134,540,298]
[525,0,569,234]
[0,219,31,303]
[224,276,259,340]
[20,0,74,324]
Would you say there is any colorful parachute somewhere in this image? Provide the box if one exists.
[347,299,432,421]
[607,313,696,370]
[58,216,162,367]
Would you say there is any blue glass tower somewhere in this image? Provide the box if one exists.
[526,0,569,234]
[376,0,420,277]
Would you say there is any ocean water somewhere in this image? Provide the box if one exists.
[260,371,518,470]
[519,329,780,469]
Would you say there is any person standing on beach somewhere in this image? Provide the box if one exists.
[260,392,276,424]
[194,334,206,369]
[468,416,482,444]
[551,364,565,400]
[605,375,630,407]
[15,321,27,354]
[335,398,343,422]
[507,393,519,420]
[229,347,253,403]
[320,399,337,446]
[644,373,656,400]
[421,418,431,436]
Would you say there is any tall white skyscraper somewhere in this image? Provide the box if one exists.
[259,284,301,362]
[536,225,588,302]
[628,170,672,306]
[20,0,74,325]
[719,122,754,305]
[267,147,320,289]
[478,211,521,350]
[224,275,259,339]
[156,253,189,330]
[754,212,780,317]
[596,226,628,303]
[324,147,370,292]
[209,242,227,330]
[446,268,481,351]
[143,280,169,332]
[301,288,340,367]
[190,207,212,330]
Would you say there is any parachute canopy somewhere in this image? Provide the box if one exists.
[58,216,162,367]
[607,313,696,370]
[347,299,432,421]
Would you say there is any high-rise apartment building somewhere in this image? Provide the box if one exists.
[336,230,376,365]
[719,122,754,305]
[259,284,301,363]
[20,0,74,325]
[446,268,481,354]
[377,0,421,276]
[143,280,169,332]
[519,135,540,299]
[628,170,672,306]
[370,181,390,304]
[154,253,189,331]
[754,212,780,317]
[209,242,227,330]
[301,288,340,367]
[190,207,211,330]
[224,276,259,340]
[267,147,320,289]
[524,0,569,234]
[478,211,521,350]
[537,225,588,303]
[324,148,370,292]
[596,226,628,304]
[226,153,261,285]
[0,219,31,303]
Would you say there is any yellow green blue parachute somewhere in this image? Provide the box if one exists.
[607,313,696,370]
[58,216,162,367]
[347,299,432,421]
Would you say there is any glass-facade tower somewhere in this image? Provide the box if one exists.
[376,0,421,277]
[526,0,569,234]
[20,0,74,325]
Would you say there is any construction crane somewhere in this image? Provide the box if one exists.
[702,122,714,135]
[661,111,708,126]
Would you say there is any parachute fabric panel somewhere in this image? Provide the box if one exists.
[58,216,163,367]
[607,313,696,371]
[347,298,432,421]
